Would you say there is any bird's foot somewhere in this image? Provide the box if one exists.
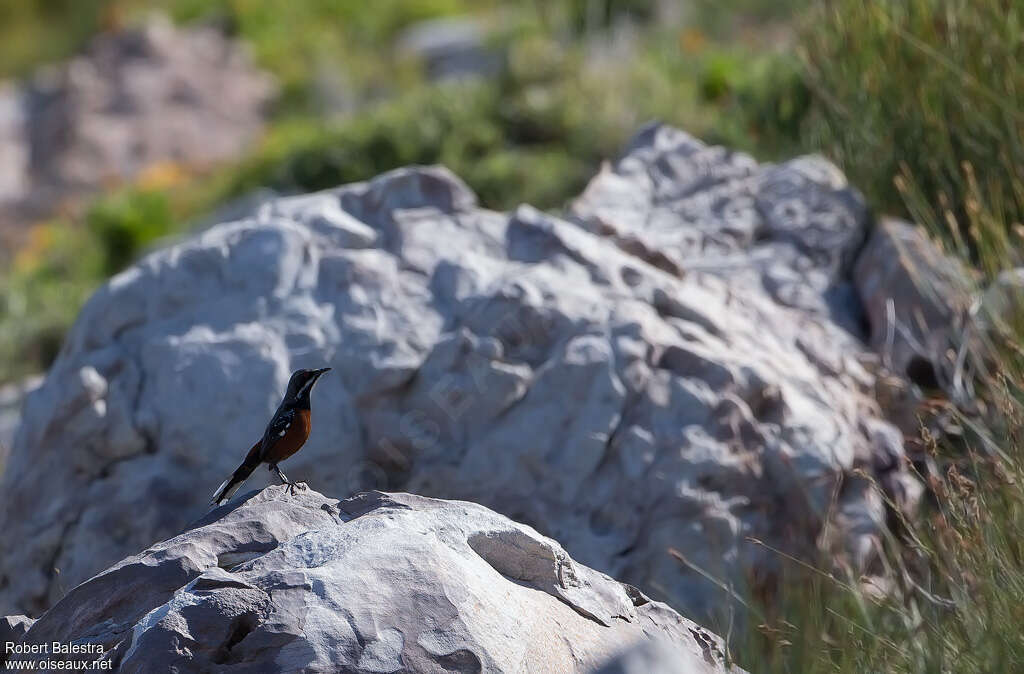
[285,481,308,496]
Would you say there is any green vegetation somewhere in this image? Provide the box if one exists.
[720,1,1024,671]
[0,0,110,78]
[730,438,1024,672]
[222,79,599,213]
[727,369,1024,672]
[797,0,1024,265]
[87,190,176,275]
[2,2,1024,671]
[1,224,103,381]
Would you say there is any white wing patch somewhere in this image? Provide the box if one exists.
[264,409,295,446]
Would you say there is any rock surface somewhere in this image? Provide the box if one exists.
[0,124,918,624]
[853,218,974,390]
[6,486,737,673]
[979,268,1024,338]
[0,614,35,665]
[0,376,41,472]
[593,639,707,674]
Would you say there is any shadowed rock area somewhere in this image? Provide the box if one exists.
[0,124,921,624]
[2,486,739,673]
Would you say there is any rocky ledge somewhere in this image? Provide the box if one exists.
[2,485,738,673]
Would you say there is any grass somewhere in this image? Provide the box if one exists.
[714,1,1024,671]
[797,0,1024,260]
[725,395,1024,672]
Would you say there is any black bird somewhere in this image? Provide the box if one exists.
[211,367,331,505]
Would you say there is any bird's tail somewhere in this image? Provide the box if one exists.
[211,441,262,506]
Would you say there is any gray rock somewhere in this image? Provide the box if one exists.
[11,486,738,673]
[954,267,1024,406]
[395,17,500,81]
[853,217,974,388]
[979,268,1024,335]
[0,376,41,474]
[189,187,281,234]
[0,614,35,664]
[592,637,722,674]
[0,126,917,628]
[15,14,275,220]
[572,123,869,325]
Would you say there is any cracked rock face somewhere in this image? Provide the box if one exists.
[8,487,738,673]
[0,124,917,624]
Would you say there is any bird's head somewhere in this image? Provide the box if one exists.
[286,367,331,403]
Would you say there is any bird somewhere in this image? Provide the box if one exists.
[211,367,331,506]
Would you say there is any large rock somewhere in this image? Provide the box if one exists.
[573,124,869,327]
[853,217,974,388]
[978,268,1024,339]
[6,486,737,673]
[0,614,35,665]
[0,125,918,625]
[0,376,42,472]
[593,639,712,674]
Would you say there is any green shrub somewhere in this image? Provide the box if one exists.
[164,0,483,113]
[0,225,103,382]
[224,69,631,212]
[690,0,810,38]
[694,49,811,157]
[0,0,108,78]
[87,189,175,275]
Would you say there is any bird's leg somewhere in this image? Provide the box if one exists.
[270,464,304,495]
[270,463,290,484]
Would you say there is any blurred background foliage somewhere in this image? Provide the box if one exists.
[2,1,1023,671]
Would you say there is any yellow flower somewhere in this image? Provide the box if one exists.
[136,161,188,191]
[679,28,706,54]
[13,223,56,273]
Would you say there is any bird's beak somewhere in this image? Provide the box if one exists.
[313,367,331,378]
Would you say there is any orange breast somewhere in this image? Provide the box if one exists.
[264,409,312,464]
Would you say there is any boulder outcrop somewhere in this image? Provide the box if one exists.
[0,125,919,625]
[4,486,738,673]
